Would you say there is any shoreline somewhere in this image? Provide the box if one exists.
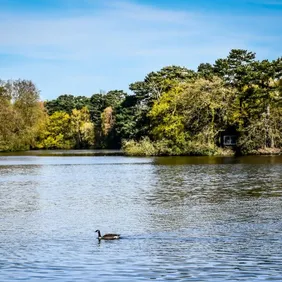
[0,148,281,157]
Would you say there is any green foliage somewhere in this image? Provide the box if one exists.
[89,93,106,125]
[89,90,127,148]
[122,137,157,156]
[44,90,127,149]
[197,63,214,79]
[89,90,127,124]
[209,49,282,153]
[237,106,282,153]
[128,66,197,141]
[114,95,139,140]
[1,49,281,155]
[36,111,74,149]
[149,84,186,142]
[70,107,95,148]
[0,80,46,152]
[214,49,256,88]
[36,108,95,149]
[122,137,233,156]
[130,66,196,106]
[104,90,127,109]
[45,94,92,115]
[122,137,186,156]
[149,77,237,153]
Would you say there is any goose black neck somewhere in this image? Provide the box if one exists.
[96,230,101,238]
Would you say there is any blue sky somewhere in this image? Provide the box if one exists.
[0,0,281,100]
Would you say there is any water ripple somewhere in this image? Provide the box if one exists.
[0,155,282,281]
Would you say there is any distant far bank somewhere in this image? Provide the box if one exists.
[0,148,281,157]
[0,149,123,157]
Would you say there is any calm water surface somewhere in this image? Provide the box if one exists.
[0,154,282,281]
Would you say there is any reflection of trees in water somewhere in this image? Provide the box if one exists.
[143,162,282,231]
[153,156,282,166]
[147,163,282,207]
[0,165,40,216]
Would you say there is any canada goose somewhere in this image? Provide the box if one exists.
[95,229,120,240]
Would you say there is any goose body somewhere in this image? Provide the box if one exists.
[95,229,120,240]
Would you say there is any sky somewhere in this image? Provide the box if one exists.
[0,0,281,100]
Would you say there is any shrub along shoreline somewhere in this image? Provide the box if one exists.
[122,138,281,156]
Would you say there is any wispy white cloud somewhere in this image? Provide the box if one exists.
[0,0,280,99]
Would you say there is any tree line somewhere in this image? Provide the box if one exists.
[0,49,281,155]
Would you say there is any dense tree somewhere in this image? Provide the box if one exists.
[149,77,236,154]
[36,111,74,149]
[89,93,105,124]
[123,50,282,155]
[211,50,282,151]
[36,108,95,149]
[128,66,197,140]
[214,49,256,88]
[45,94,91,115]
[1,49,281,155]
[89,91,127,147]
[100,106,116,148]
[70,107,95,149]
[235,60,282,151]
[197,63,214,79]
[0,80,46,151]
[104,90,127,109]
[114,95,139,141]
[0,93,18,151]
[45,94,76,114]
[130,65,196,104]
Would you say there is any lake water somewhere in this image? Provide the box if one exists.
[1,153,282,281]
